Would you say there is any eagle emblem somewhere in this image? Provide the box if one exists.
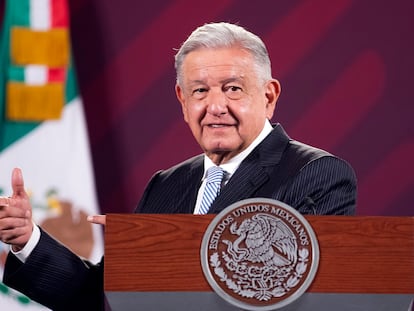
[201,198,319,310]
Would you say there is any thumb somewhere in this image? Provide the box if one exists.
[12,167,26,197]
[87,214,106,226]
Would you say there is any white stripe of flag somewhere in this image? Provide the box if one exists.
[25,65,48,85]
[30,0,50,30]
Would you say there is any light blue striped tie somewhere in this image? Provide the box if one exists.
[199,166,224,214]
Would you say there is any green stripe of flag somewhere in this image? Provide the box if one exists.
[8,66,25,81]
[9,0,31,27]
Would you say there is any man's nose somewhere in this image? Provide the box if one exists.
[206,90,228,115]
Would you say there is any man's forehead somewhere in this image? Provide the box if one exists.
[183,61,253,84]
[183,47,253,67]
[181,48,257,85]
[185,63,251,78]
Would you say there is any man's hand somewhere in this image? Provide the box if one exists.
[87,215,106,226]
[0,168,33,251]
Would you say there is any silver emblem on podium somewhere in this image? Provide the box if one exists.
[201,198,319,310]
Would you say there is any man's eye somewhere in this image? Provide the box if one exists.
[224,85,243,99]
[225,86,242,92]
[191,88,208,99]
[193,88,207,94]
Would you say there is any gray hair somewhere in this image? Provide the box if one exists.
[174,22,273,86]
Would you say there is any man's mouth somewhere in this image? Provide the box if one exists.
[206,122,236,128]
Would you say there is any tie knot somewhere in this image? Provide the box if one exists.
[206,166,224,183]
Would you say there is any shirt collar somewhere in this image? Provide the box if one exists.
[203,120,273,179]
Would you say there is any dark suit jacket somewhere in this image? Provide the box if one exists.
[3,124,357,310]
[137,123,356,215]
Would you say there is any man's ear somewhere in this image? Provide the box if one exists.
[175,84,189,123]
[265,79,281,120]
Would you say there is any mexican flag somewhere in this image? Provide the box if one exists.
[0,0,103,309]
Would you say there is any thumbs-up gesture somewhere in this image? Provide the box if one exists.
[0,168,33,251]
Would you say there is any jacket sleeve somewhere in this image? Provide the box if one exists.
[3,228,105,311]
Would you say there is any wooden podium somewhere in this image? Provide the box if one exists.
[104,214,414,311]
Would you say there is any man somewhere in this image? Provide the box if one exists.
[0,22,357,310]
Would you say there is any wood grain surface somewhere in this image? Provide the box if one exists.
[104,214,414,293]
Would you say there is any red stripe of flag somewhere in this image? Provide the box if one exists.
[48,67,66,82]
[50,0,69,27]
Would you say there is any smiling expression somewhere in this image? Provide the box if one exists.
[176,47,281,165]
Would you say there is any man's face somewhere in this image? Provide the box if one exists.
[176,47,281,164]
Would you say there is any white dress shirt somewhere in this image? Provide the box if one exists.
[193,120,273,214]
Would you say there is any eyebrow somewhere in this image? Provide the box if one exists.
[187,76,245,88]
[220,77,244,84]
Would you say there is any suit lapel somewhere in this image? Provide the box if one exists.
[208,124,290,213]
[180,156,204,213]
[210,158,269,213]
